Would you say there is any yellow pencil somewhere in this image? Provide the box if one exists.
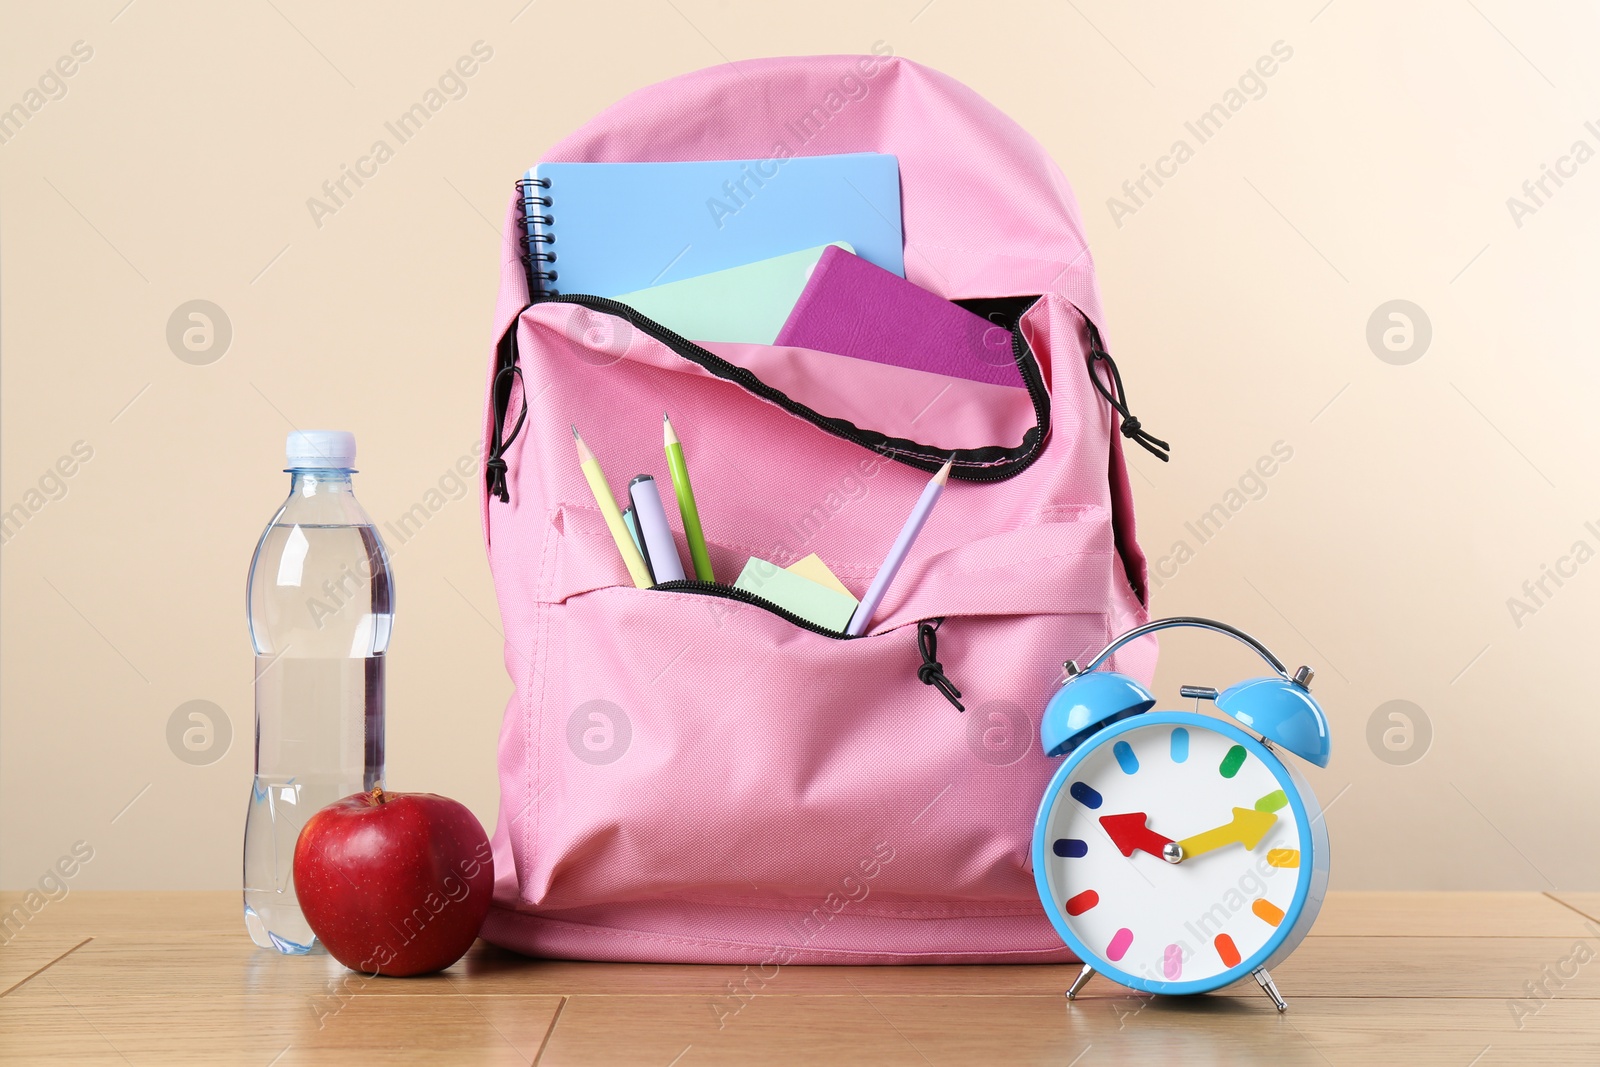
[573,425,653,589]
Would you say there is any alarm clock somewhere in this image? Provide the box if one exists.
[1031,617,1331,1012]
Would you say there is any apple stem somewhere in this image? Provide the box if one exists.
[371,785,386,805]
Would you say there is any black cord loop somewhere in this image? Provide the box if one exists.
[916,618,965,711]
[1087,346,1169,462]
[486,360,527,503]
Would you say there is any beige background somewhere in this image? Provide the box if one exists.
[3,0,1595,894]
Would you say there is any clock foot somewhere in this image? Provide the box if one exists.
[1065,964,1095,1000]
[1252,967,1288,1013]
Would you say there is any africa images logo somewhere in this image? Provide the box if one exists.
[1107,41,1294,228]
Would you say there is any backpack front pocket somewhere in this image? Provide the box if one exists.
[504,511,1130,915]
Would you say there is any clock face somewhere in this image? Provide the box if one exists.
[1036,713,1311,992]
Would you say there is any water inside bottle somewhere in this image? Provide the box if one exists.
[244,521,390,953]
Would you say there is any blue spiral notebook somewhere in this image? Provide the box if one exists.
[519,153,903,297]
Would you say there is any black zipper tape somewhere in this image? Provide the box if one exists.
[651,578,856,639]
[485,293,1052,501]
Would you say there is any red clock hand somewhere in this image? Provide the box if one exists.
[1099,812,1174,860]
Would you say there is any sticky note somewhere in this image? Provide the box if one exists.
[734,556,859,632]
[785,553,855,598]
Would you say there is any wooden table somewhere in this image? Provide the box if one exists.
[3,892,1599,1064]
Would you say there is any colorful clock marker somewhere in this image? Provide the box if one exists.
[1053,838,1088,858]
[1214,933,1242,968]
[1069,782,1103,809]
[1266,848,1300,868]
[1113,740,1140,775]
[1170,727,1189,763]
[1106,927,1134,962]
[1219,744,1248,778]
[1163,943,1183,979]
[1064,890,1099,916]
[1253,899,1285,927]
[1255,789,1288,813]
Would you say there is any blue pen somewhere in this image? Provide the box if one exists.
[621,506,646,560]
[628,475,687,585]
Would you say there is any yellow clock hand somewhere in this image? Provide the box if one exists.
[1173,807,1277,861]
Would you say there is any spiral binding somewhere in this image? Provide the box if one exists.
[514,177,558,296]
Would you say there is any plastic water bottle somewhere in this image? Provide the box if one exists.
[244,431,393,953]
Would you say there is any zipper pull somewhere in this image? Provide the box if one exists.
[486,356,528,503]
[916,618,964,711]
[1086,336,1169,462]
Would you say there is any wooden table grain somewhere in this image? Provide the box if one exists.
[2,891,1598,1065]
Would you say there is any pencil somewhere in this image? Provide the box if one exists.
[573,425,654,589]
[845,457,954,636]
[663,413,715,582]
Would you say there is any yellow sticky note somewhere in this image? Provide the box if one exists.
[786,553,855,599]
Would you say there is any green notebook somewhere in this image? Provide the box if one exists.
[611,243,850,345]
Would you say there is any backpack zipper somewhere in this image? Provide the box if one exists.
[486,293,1052,501]
[488,293,1167,499]
[651,578,857,639]
[554,293,1048,481]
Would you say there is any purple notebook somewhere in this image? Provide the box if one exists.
[774,246,1024,387]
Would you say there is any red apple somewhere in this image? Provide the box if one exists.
[293,787,494,977]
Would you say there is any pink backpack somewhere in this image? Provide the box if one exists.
[479,53,1160,964]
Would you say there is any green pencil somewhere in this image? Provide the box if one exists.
[663,413,714,582]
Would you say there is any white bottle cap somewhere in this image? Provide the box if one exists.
[285,430,357,470]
